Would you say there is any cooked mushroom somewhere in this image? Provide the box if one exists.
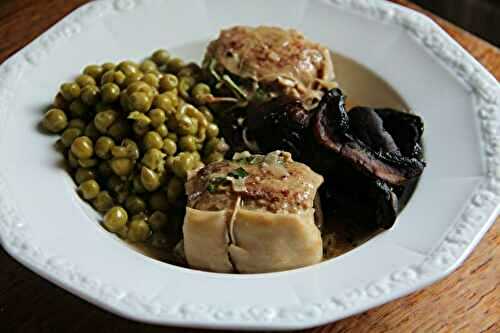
[220,88,425,230]
[312,89,425,186]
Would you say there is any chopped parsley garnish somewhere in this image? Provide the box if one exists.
[207,177,230,193]
[228,167,248,179]
[207,168,249,193]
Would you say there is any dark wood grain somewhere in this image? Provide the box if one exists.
[412,0,500,46]
[0,1,498,332]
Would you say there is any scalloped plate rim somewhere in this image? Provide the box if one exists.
[0,0,499,330]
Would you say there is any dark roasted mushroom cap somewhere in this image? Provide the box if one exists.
[313,89,425,186]
[247,96,313,160]
[319,156,399,230]
[373,108,424,159]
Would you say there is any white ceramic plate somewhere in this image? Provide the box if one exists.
[0,0,499,330]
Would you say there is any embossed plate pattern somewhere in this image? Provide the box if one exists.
[0,0,498,330]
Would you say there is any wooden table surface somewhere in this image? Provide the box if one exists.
[0,1,498,332]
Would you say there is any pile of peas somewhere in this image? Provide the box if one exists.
[41,49,229,245]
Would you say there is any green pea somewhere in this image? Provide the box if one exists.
[102,62,115,71]
[42,108,68,133]
[118,61,139,76]
[177,114,198,135]
[149,191,169,212]
[140,59,158,73]
[123,139,140,160]
[94,101,107,113]
[101,83,121,103]
[166,58,184,74]
[177,63,201,78]
[191,151,201,161]
[165,156,175,170]
[95,136,115,159]
[74,168,96,184]
[143,131,164,150]
[167,177,184,202]
[71,136,93,160]
[110,158,134,176]
[60,128,81,147]
[143,73,159,88]
[124,72,144,87]
[94,110,118,133]
[97,161,113,177]
[83,64,104,80]
[166,132,178,142]
[172,152,195,178]
[152,49,170,66]
[181,104,208,128]
[203,137,218,155]
[128,91,151,113]
[132,122,150,136]
[60,82,81,101]
[205,152,225,164]
[108,119,130,141]
[67,151,79,169]
[53,93,69,110]
[140,166,161,192]
[179,135,197,152]
[117,225,129,239]
[68,118,86,130]
[127,216,151,242]
[107,175,125,193]
[153,93,175,113]
[164,90,179,108]
[208,138,229,154]
[103,206,128,233]
[206,123,219,138]
[80,85,100,106]
[78,179,100,200]
[84,122,100,141]
[101,70,116,85]
[199,106,214,122]
[142,148,165,171]
[69,100,89,118]
[127,81,151,94]
[155,124,169,138]
[125,195,147,215]
[148,108,166,128]
[114,70,127,87]
[93,191,114,213]
[111,144,127,158]
[159,74,178,92]
[78,158,98,168]
[192,83,211,104]
[162,138,177,155]
[178,76,195,99]
[75,74,96,88]
[149,210,168,231]
[128,111,151,127]
[193,160,205,170]
[55,139,66,153]
[116,190,130,205]
[132,175,146,194]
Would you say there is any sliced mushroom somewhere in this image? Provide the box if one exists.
[313,89,425,186]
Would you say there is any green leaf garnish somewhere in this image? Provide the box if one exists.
[228,167,248,179]
[207,177,230,193]
[222,74,248,100]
